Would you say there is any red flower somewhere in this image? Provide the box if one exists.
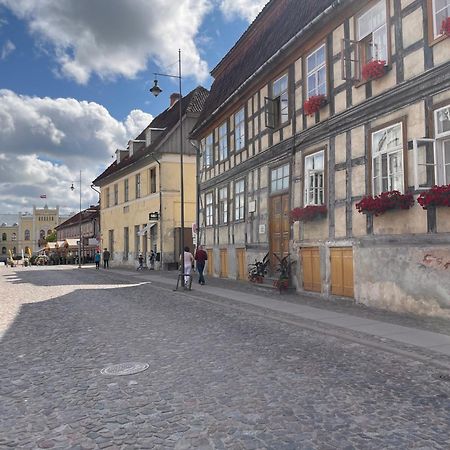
[361,60,386,81]
[417,185,450,209]
[303,94,327,116]
[290,205,327,222]
[355,191,414,216]
[441,17,450,36]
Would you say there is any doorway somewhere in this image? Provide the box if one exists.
[269,194,290,272]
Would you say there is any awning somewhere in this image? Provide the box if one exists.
[137,222,157,236]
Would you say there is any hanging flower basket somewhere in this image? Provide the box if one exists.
[417,184,450,209]
[303,94,327,116]
[441,17,450,36]
[361,60,386,81]
[290,205,327,222]
[355,190,414,216]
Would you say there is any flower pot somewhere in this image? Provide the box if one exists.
[362,60,386,81]
[303,94,327,116]
[441,17,450,36]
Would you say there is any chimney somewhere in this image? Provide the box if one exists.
[170,93,181,107]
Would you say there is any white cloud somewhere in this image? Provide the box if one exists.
[0,90,152,213]
[0,0,212,84]
[0,39,15,60]
[219,0,268,23]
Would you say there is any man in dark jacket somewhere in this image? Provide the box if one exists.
[194,245,208,285]
[103,248,110,269]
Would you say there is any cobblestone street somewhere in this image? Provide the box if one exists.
[1,266,450,449]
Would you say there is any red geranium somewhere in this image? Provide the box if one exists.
[361,60,386,81]
[441,17,450,36]
[355,191,414,216]
[290,205,327,222]
[303,94,327,116]
[417,185,450,209]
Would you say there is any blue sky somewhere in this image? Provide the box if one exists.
[0,0,268,213]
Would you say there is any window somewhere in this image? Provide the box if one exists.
[40,230,45,239]
[134,225,140,257]
[265,73,288,129]
[124,179,129,202]
[432,0,450,38]
[24,229,30,241]
[235,179,245,221]
[234,108,245,152]
[219,187,228,225]
[114,184,118,205]
[435,105,450,184]
[1,233,6,241]
[304,151,325,205]
[108,230,114,259]
[271,164,290,193]
[306,44,327,98]
[372,123,404,195]
[218,122,228,161]
[105,187,110,208]
[357,1,388,64]
[1,247,6,254]
[124,227,129,260]
[205,193,214,226]
[135,174,141,199]
[203,133,213,168]
[150,168,157,193]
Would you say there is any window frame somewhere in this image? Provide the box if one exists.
[124,178,129,202]
[434,104,450,185]
[303,150,326,206]
[150,167,157,194]
[105,187,110,208]
[114,184,119,205]
[234,179,245,222]
[306,43,327,99]
[428,0,450,41]
[265,72,289,129]
[24,229,30,241]
[135,173,141,199]
[205,192,214,227]
[218,121,228,161]
[219,186,228,225]
[270,163,290,194]
[203,133,213,168]
[234,107,246,152]
[369,119,407,195]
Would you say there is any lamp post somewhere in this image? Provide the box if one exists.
[150,49,185,281]
[71,170,82,269]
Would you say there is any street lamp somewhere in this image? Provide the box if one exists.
[150,49,185,285]
[70,170,82,269]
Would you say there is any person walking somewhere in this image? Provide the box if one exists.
[94,250,101,270]
[194,245,208,285]
[149,250,156,270]
[137,252,144,270]
[102,248,110,269]
[180,246,194,288]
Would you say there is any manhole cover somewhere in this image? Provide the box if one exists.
[101,362,149,376]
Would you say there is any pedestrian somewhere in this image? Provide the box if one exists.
[102,248,110,269]
[94,250,101,270]
[149,250,156,270]
[137,252,144,270]
[180,246,194,288]
[194,245,208,285]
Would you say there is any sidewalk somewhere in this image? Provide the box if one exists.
[112,267,450,362]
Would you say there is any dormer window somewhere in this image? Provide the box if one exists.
[265,73,288,129]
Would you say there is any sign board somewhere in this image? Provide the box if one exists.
[192,232,197,245]
[149,212,159,220]
[248,200,256,213]
[259,224,266,234]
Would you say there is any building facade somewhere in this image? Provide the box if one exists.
[93,87,208,268]
[191,0,450,316]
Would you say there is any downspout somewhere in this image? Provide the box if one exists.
[191,0,345,136]
[189,139,201,249]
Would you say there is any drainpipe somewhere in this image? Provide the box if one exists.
[189,139,201,249]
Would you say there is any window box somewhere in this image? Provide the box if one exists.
[441,17,450,36]
[303,95,327,116]
[355,190,414,216]
[361,59,386,81]
[290,205,327,222]
[417,184,450,209]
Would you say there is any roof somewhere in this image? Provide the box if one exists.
[55,206,99,230]
[0,214,19,227]
[192,0,337,136]
[93,86,209,185]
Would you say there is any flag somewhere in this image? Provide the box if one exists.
[40,194,47,199]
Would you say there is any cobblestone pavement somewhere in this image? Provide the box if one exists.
[1,266,450,449]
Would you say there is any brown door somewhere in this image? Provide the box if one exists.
[330,247,354,297]
[269,194,290,270]
[300,247,321,292]
[236,248,246,280]
[220,248,228,278]
[207,249,213,275]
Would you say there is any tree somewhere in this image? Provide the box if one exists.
[46,230,57,243]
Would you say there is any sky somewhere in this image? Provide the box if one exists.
[0,0,268,215]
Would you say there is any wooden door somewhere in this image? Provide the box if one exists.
[300,247,321,292]
[207,249,213,275]
[220,249,228,278]
[330,247,354,297]
[236,248,246,280]
[269,194,290,270]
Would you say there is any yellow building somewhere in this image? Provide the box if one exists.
[93,87,208,268]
